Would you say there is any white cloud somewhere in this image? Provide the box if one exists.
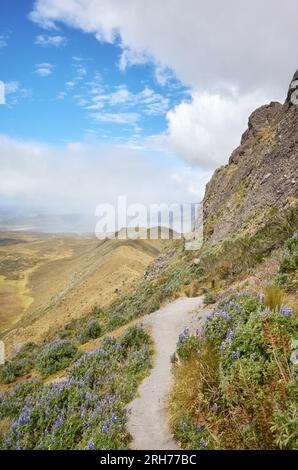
[4,81,20,94]
[29,0,298,93]
[119,47,150,71]
[82,84,170,118]
[0,35,8,48]
[35,62,54,77]
[166,88,272,168]
[3,81,31,105]
[91,112,140,124]
[35,34,67,47]
[57,91,67,100]
[29,0,298,170]
[0,134,205,215]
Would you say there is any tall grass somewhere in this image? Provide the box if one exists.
[264,285,285,310]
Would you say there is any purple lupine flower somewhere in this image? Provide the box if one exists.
[5,434,11,448]
[224,312,231,323]
[250,353,257,361]
[280,306,293,317]
[226,329,233,343]
[220,342,226,352]
[212,403,218,414]
[196,425,203,433]
[87,440,95,450]
[102,423,109,434]
[231,349,240,360]
[199,438,206,448]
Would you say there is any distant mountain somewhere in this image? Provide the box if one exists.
[0,209,96,233]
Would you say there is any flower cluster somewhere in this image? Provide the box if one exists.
[0,327,152,450]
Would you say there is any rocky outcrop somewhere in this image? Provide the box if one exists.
[144,248,176,280]
[203,70,298,245]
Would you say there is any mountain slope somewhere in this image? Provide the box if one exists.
[203,70,298,245]
[0,232,166,355]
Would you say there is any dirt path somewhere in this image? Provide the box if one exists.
[127,296,206,450]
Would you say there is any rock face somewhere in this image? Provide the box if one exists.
[203,70,298,245]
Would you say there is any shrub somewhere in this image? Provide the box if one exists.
[0,342,38,384]
[120,326,150,350]
[203,291,217,305]
[277,232,298,291]
[36,340,79,377]
[176,329,201,360]
[78,318,101,344]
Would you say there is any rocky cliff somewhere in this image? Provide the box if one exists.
[203,70,298,245]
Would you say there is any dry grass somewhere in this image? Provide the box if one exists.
[168,343,221,446]
[264,284,285,310]
[0,232,165,357]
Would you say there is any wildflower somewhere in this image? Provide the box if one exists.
[231,349,240,360]
[280,306,293,317]
[212,403,218,414]
[226,329,233,343]
[182,421,188,433]
[5,434,11,448]
[196,425,203,433]
[224,312,231,323]
[102,423,109,434]
[220,342,226,352]
[199,438,206,448]
[250,353,257,361]
[87,439,95,450]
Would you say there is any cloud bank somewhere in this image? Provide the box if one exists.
[0,135,210,216]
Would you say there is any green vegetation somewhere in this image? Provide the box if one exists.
[36,340,79,377]
[0,343,37,384]
[0,205,298,383]
[0,326,152,450]
[169,293,298,450]
[78,318,102,344]
[203,291,217,305]
[276,231,298,290]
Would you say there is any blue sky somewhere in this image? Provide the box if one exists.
[0,0,296,223]
[0,0,189,144]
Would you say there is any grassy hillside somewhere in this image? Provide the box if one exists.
[0,232,165,356]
